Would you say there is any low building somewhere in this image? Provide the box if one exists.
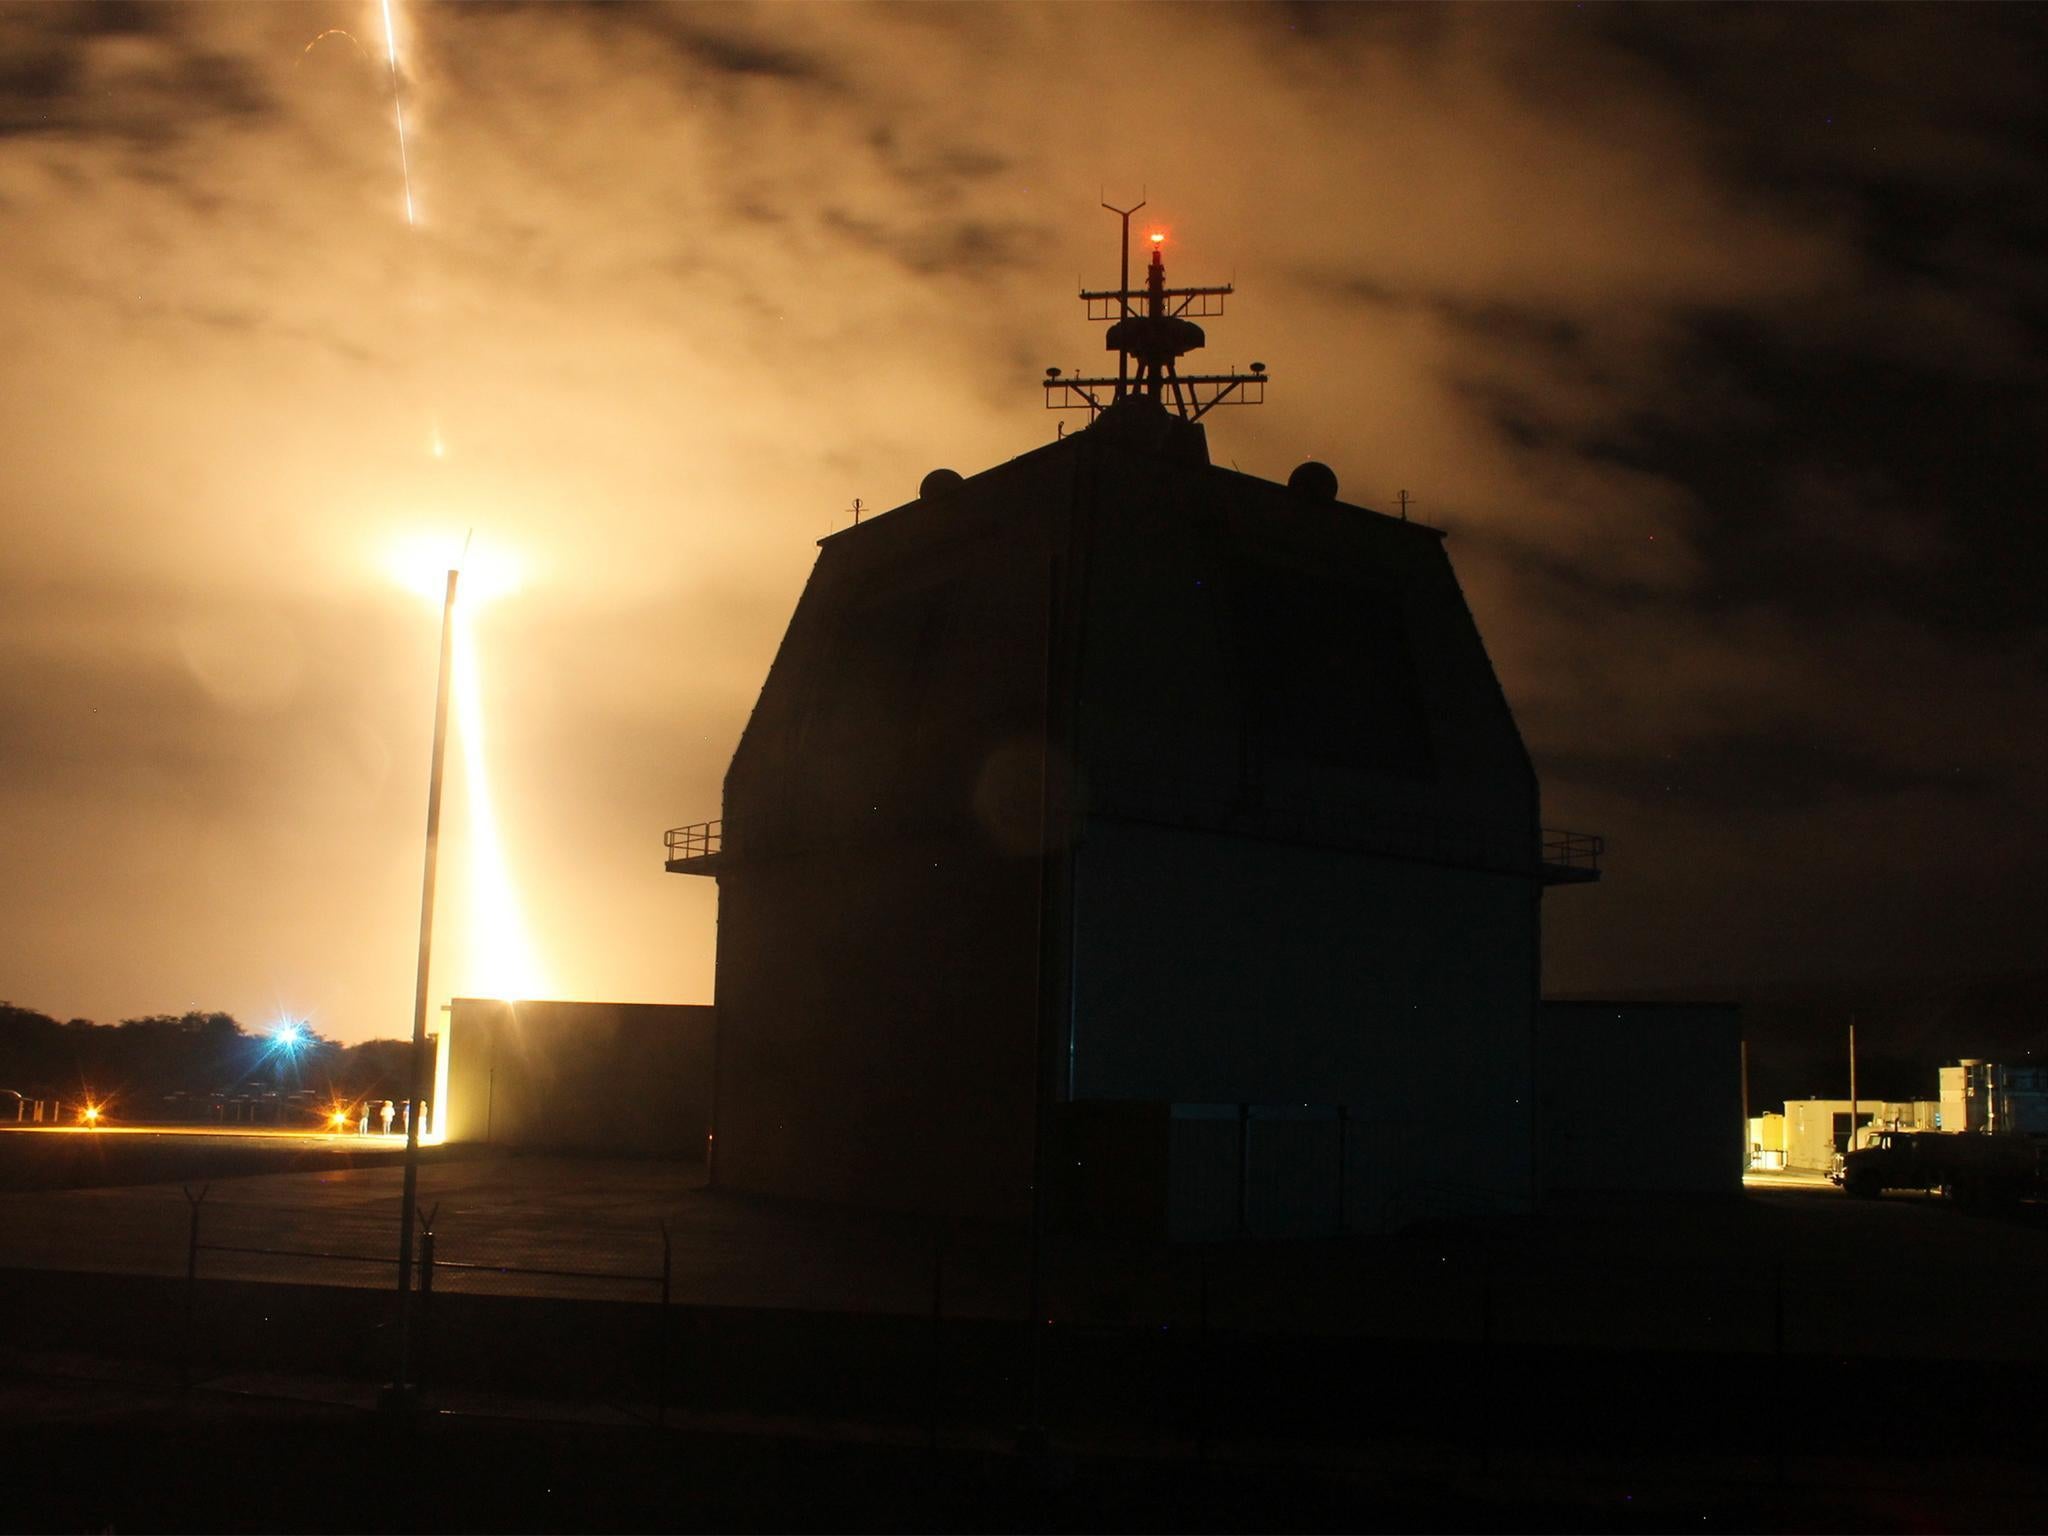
[1781,1099,1941,1170]
[440,999,712,1158]
[1939,1060,2048,1137]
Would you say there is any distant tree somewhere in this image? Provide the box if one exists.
[0,1001,419,1120]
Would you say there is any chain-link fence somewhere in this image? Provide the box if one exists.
[3,1173,2046,1486]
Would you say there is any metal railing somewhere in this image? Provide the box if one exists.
[662,806,1596,881]
[1092,771,1599,883]
[663,819,724,865]
[1540,827,1604,875]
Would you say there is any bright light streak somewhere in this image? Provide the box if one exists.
[383,532,524,609]
[380,537,543,1023]
[82,1104,101,1126]
[451,607,543,1003]
[378,0,417,227]
[274,1022,304,1050]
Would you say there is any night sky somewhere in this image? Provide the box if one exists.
[2,3,2043,1042]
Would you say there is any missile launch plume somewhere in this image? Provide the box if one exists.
[365,2,541,1004]
[378,0,418,228]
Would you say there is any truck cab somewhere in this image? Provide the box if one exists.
[1837,1129,2040,1204]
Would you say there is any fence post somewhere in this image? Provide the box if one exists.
[657,1222,672,1429]
[1196,1249,1211,1468]
[928,1229,946,1454]
[181,1184,208,1390]
[1772,1256,1786,1485]
[1335,1108,1348,1236]
[1477,1255,1495,1476]
[416,1206,436,1397]
[1236,1105,1251,1235]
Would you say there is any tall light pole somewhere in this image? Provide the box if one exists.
[390,565,457,1406]
[1848,1016,1858,1155]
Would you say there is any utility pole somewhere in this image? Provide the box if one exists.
[1740,1038,1750,1170]
[388,566,458,1410]
[1848,1017,1859,1156]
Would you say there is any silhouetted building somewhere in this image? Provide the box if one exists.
[668,226,1604,1234]
[1536,1001,1742,1196]
[441,999,712,1157]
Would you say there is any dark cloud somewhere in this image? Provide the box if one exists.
[0,7,273,145]
[1549,732,1999,819]
[821,206,1050,279]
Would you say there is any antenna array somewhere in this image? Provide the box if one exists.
[1043,204,1268,423]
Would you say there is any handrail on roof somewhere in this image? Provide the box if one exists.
[663,819,723,864]
[1541,828,1603,873]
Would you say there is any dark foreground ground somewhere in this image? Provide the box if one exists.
[9,1361,2045,1535]
[1,1156,2044,1531]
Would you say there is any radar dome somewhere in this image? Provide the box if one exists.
[1287,461,1339,501]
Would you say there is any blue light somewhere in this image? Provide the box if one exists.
[273,1023,303,1051]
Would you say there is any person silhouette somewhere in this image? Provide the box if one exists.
[380,1099,395,1136]
[400,1101,410,1137]
[357,1102,370,1135]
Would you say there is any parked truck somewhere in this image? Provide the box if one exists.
[1833,1130,2045,1204]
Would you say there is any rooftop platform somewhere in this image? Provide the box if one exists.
[662,818,725,875]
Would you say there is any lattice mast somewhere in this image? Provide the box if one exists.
[1044,202,1267,422]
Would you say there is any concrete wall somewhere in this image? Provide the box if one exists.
[709,449,1060,1222]
[1060,436,1545,1228]
[443,999,712,1158]
[710,839,1041,1217]
[1537,1002,1743,1195]
[1072,824,1538,1224]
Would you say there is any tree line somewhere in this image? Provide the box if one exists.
[0,1002,419,1116]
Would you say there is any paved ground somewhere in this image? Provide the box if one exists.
[1742,1167,1838,1191]
[0,1125,404,1142]
[0,1154,1035,1314]
[1,1156,2044,1362]
[0,1122,434,1192]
